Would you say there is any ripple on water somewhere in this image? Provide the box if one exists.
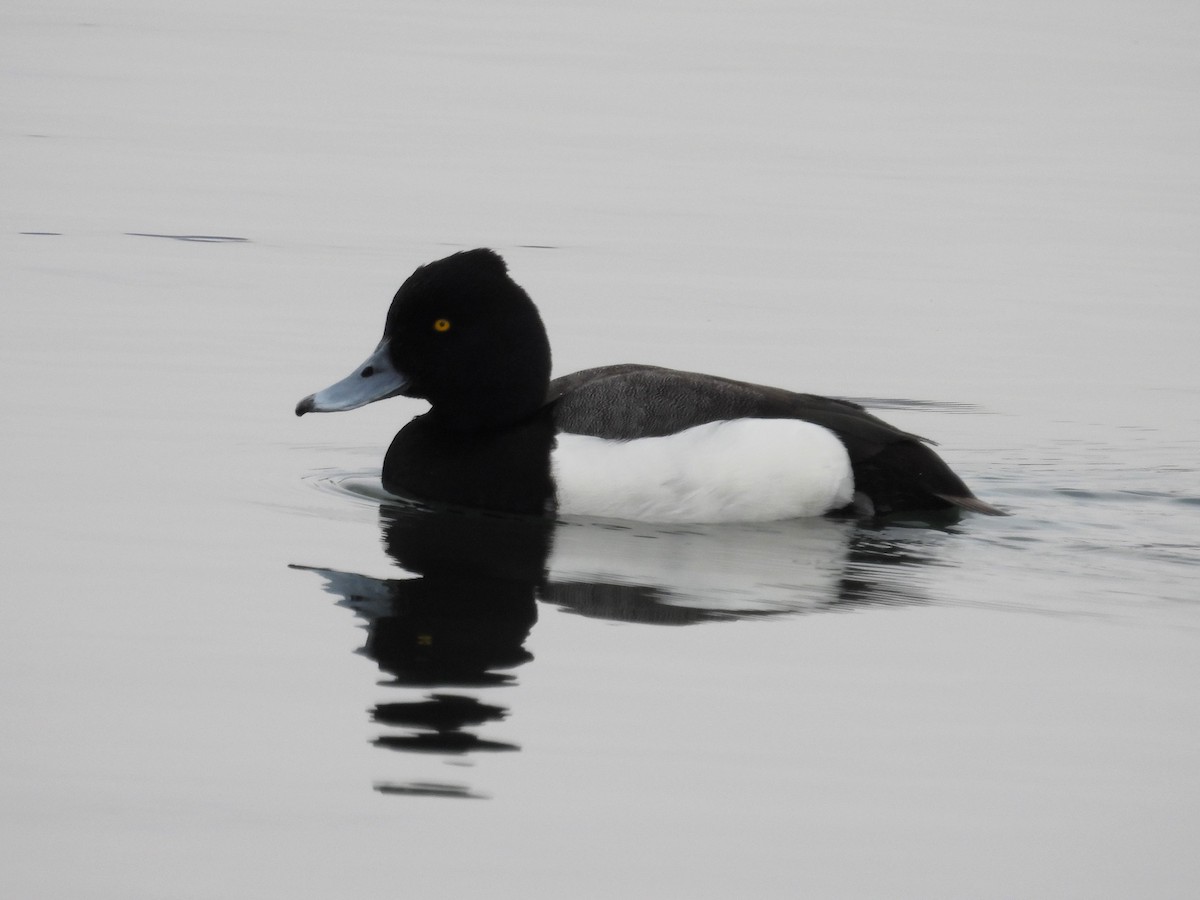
[303,469,397,506]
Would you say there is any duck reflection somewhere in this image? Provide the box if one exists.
[542,513,952,621]
[294,501,550,762]
[295,495,958,796]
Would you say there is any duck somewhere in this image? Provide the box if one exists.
[296,248,1002,522]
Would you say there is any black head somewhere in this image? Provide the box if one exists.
[295,249,552,430]
[383,249,552,430]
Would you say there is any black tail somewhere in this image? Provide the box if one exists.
[851,440,1005,517]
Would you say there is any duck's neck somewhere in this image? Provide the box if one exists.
[426,375,549,433]
[425,328,552,432]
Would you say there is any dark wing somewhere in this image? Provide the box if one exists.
[548,364,924,452]
[547,365,1003,516]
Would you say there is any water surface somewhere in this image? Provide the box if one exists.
[3,1,1198,898]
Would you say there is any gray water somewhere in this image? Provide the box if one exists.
[4,2,1199,897]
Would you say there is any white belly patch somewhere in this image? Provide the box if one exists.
[551,418,854,523]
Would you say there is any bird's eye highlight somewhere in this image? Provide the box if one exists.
[433,318,452,333]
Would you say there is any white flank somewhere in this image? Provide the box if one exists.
[552,418,854,523]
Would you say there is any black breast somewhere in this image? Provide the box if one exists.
[382,408,557,516]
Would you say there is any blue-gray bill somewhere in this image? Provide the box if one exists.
[296,339,408,416]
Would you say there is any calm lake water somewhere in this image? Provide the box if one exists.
[4,2,1199,897]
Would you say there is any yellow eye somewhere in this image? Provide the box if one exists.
[433,318,451,333]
